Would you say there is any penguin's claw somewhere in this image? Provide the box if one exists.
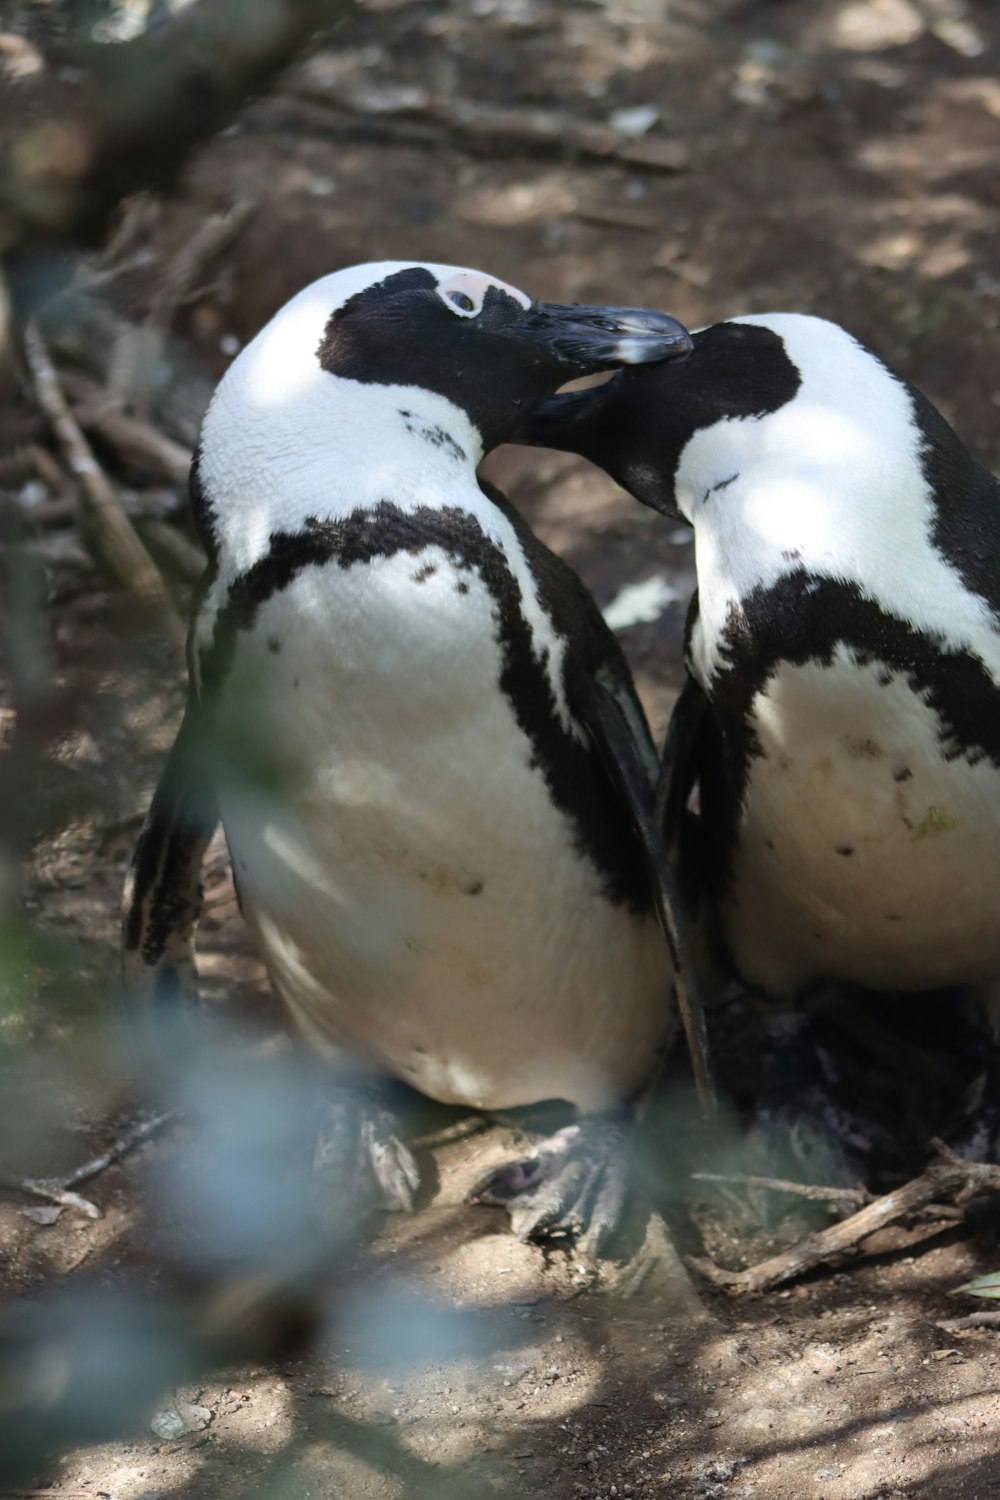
[314,1093,420,1215]
[466,1116,630,1257]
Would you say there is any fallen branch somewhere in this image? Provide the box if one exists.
[275,79,691,173]
[936,1310,1000,1333]
[23,320,187,651]
[60,371,192,484]
[691,1140,1000,1294]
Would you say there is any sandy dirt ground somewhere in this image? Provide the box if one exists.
[6,1,1000,1496]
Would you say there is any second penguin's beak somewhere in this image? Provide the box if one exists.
[515,301,692,370]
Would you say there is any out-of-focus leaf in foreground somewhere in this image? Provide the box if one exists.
[952,1270,1000,1299]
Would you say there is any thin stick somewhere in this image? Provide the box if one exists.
[62,1109,179,1189]
[129,199,257,416]
[60,372,192,484]
[691,1141,1000,1294]
[0,1111,179,1221]
[0,1171,101,1220]
[23,321,186,651]
[137,518,207,583]
[411,1115,487,1149]
[691,1170,871,1206]
[148,199,257,333]
[936,1311,1000,1332]
[284,83,690,174]
[620,1255,657,1300]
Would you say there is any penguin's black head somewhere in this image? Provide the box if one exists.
[525,320,802,519]
[315,262,691,449]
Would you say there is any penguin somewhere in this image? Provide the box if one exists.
[121,261,703,1254]
[525,311,1000,1162]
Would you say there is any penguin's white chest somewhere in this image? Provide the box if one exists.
[722,648,1000,994]
[212,550,671,1111]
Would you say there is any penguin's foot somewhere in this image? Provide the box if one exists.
[313,1091,420,1214]
[466,1114,630,1257]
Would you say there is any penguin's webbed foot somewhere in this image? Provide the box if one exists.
[466,1114,630,1257]
[314,1090,420,1215]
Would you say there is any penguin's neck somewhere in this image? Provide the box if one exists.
[199,367,484,577]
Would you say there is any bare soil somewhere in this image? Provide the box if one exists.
[7,2,1000,1496]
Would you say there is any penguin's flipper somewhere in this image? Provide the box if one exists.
[576,663,717,1113]
[121,694,219,1016]
[655,668,711,853]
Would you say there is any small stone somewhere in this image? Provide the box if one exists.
[609,105,660,138]
[22,1204,63,1226]
[150,1401,213,1439]
[150,1409,186,1441]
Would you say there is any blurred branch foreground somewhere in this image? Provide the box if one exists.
[0,2,370,1485]
[0,0,356,256]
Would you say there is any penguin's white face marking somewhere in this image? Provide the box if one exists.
[680,314,1000,691]
[434,268,530,319]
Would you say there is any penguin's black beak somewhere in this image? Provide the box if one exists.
[515,302,692,371]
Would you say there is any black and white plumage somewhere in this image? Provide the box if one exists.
[122,261,700,1250]
[528,312,1000,1151]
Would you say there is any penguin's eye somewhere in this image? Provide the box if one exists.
[448,291,476,313]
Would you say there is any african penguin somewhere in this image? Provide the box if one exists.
[121,261,700,1253]
[527,311,1000,1160]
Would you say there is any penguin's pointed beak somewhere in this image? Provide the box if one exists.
[515,301,692,371]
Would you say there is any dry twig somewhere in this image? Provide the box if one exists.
[22,321,186,651]
[60,371,192,484]
[691,1140,1000,1294]
[619,1211,712,1319]
[936,1311,1000,1333]
[126,199,257,416]
[62,1109,178,1189]
[278,81,691,173]
[692,1170,871,1206]
[0,1170,100,1220]
[148,199,257,335]
[136,517,207,582]
[0,1111,178,1221]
